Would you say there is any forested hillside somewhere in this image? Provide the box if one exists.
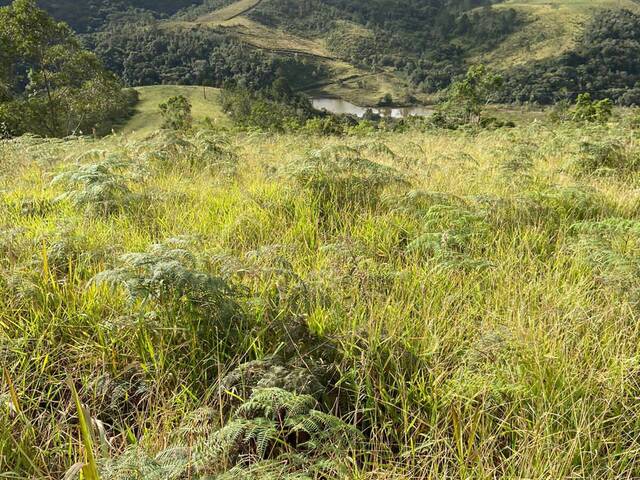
[6,0,640,105]
[0,0,203,31]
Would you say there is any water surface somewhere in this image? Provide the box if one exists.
[312,97,433,118]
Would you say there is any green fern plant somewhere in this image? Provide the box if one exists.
[196,387,362,475]
[100,388,362,480]
[406,203,493,270]
[51,153,138,215]
[386,189,466,218]
[94,238,235,307]
[137,130,238,176]
[499,142,536,185]
[567,139,639,177]
[569,218,640,294]
[518,186,614,226]
[281,146,408,209]
[93,238,244,351]
[99,447,190,480]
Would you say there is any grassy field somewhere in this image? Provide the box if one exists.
[120,85,229,137]
[2,88,640,478]
[196,0,262,23]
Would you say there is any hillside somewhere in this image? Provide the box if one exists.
[4,92,640,479]
[7,2,640,479]
[482,0,640,66]
[6,0,640,105]
[119,85,229,136]
[0,0,202,31]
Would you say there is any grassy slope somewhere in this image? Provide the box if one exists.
[167,0,416,106]
[4,111,640,477]
[196,0,263,23]
[475,0,640,67]
[120,85,229,137]
[166,0,640,105]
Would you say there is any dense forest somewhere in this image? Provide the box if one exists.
[247,0,522,68]
[87,18,328,89]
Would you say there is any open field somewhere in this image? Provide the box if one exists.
[3,93,640,477]
[120,85,229,137]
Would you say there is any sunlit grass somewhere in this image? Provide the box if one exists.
[2,115,640,478]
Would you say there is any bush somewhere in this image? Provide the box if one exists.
[302,116,346,136]
[571,93,614,123]
[219,83,315,132]
[568,140,639,176]
[50,153,138,216]
[281,146,408,209]
[100,387,362,479]
[159,95,192,131]
[436,65,503,127]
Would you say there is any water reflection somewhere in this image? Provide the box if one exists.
[312,97,433,118]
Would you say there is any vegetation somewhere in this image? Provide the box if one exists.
[0,0,136,137]
[433,65,506,128]
[7,1,640,479]
[88,22,326,90]
[159,95,193,130]
[0,0,206,32]
[4,84,640,476]
[219,81,318,131]
[6,1,640,107]
[499,9,640,105]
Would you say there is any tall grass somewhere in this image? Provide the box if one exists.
[1,122,640,478]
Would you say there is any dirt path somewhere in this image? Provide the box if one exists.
[199,0,264,24]
[223,0,264,22]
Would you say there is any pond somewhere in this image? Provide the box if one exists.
[312,97,434,119]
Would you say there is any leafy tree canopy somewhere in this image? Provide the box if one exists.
[0,0,136,137]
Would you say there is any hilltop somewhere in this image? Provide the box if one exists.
[4,88,640,480]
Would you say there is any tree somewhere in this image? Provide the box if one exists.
[159,95,192,130]
[0,0,135,137]
[439,65,503,125]
[571,93,613,123]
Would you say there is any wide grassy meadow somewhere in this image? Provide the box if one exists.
[2,96,640,478]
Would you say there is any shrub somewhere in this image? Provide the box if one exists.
[568,140,638,176]
[571,93,613,123]
[302,116,346,136]
[436,65,503,127]
[94,238,235,309]
[159,95,193,131]
[93,238,245,354]
[138,130,238,176]
[406,203,493,270]
[51,152,138,215]
[281,146,408,209]
[570,218,640,296]
[219,84,315,132]
[99,388,362,479]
